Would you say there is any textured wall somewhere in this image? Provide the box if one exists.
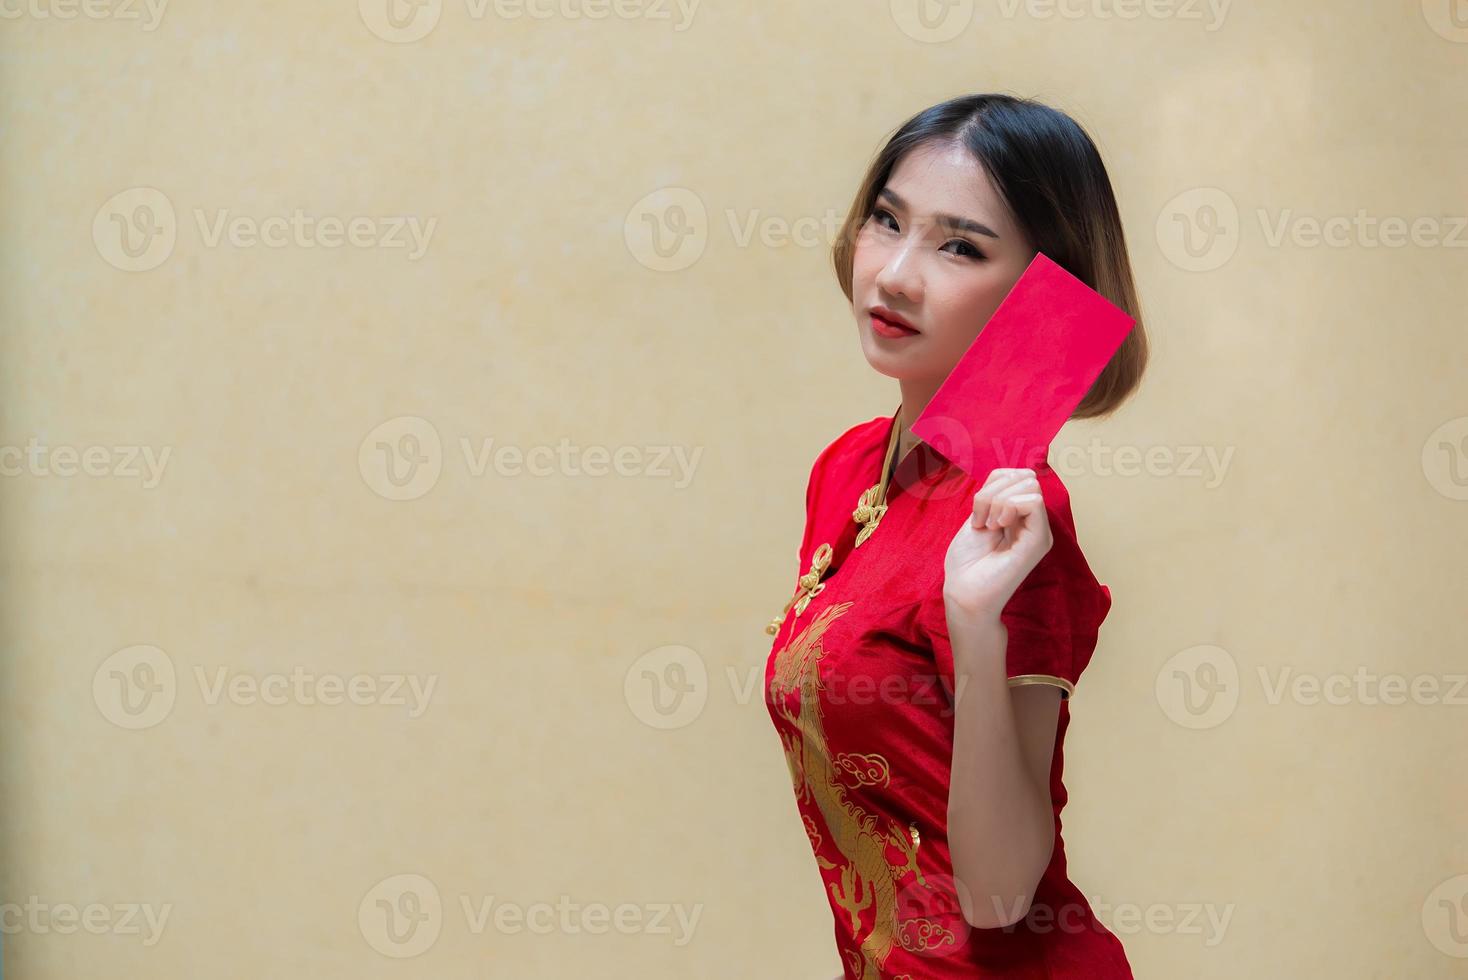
[2,2,1465,977]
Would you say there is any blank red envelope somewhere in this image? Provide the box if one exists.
[910,251,1135,479]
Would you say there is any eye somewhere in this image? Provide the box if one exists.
[869,207,898,232]
[942,238,985,260]
[868,208,984,260]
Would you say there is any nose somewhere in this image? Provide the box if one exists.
[874,238,922,304]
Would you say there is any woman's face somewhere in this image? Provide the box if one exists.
[851,141,1035,388]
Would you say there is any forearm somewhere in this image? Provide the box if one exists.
[943,597,1055,929]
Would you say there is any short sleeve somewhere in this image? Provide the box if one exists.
[917,535,1106,703]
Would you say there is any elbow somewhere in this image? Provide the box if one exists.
[960,888,1037,931]
[953,840,1055,931]
[966,907,1025,931]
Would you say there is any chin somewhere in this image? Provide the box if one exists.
[857,335,921,381]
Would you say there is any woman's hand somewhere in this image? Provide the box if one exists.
[942,468,1053,623]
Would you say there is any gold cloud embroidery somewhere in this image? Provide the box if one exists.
[833,752,891,787]
[898,917,958,953]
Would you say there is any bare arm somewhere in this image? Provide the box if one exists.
[943,601,1061,930]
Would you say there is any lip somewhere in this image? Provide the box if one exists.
[868,307,920,338]
[869,306,917,330]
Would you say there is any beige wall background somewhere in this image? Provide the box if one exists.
[2,1,1465,977]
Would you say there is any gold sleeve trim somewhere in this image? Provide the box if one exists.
[1007,673,1075,700]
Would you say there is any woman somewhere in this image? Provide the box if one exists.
[764,94,1149,978]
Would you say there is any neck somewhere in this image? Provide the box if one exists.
[894,377,941,461]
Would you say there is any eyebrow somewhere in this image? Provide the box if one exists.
[876,188,1000,240]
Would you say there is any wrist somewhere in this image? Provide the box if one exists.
[942,589,1007,630]
[943,598,1008,657]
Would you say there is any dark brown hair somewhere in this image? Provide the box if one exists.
[833,93,1148,420]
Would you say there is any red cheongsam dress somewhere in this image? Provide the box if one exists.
[764,409,1133,979]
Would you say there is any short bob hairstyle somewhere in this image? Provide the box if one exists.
[832,93,1148,420]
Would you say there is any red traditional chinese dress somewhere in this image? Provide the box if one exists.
[764,408,1133,979]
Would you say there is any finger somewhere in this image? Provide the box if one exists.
[979,467,1023,489]
[991,477,1040,508]
[982,467,1035,489]
[994,491,1045,531]
[973,469,1034,526]
[978,474,1040,528]
[1004,492,1047,532]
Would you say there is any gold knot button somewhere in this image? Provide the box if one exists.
[851,484,888,548]
[765,542,834,636]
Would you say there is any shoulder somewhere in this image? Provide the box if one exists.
[811,414,888,475]
[803,413,889,510]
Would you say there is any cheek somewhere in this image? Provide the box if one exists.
[935,285,1006,341]
[850,232,885,283]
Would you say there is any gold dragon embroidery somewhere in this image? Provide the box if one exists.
[770,601,941,978]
